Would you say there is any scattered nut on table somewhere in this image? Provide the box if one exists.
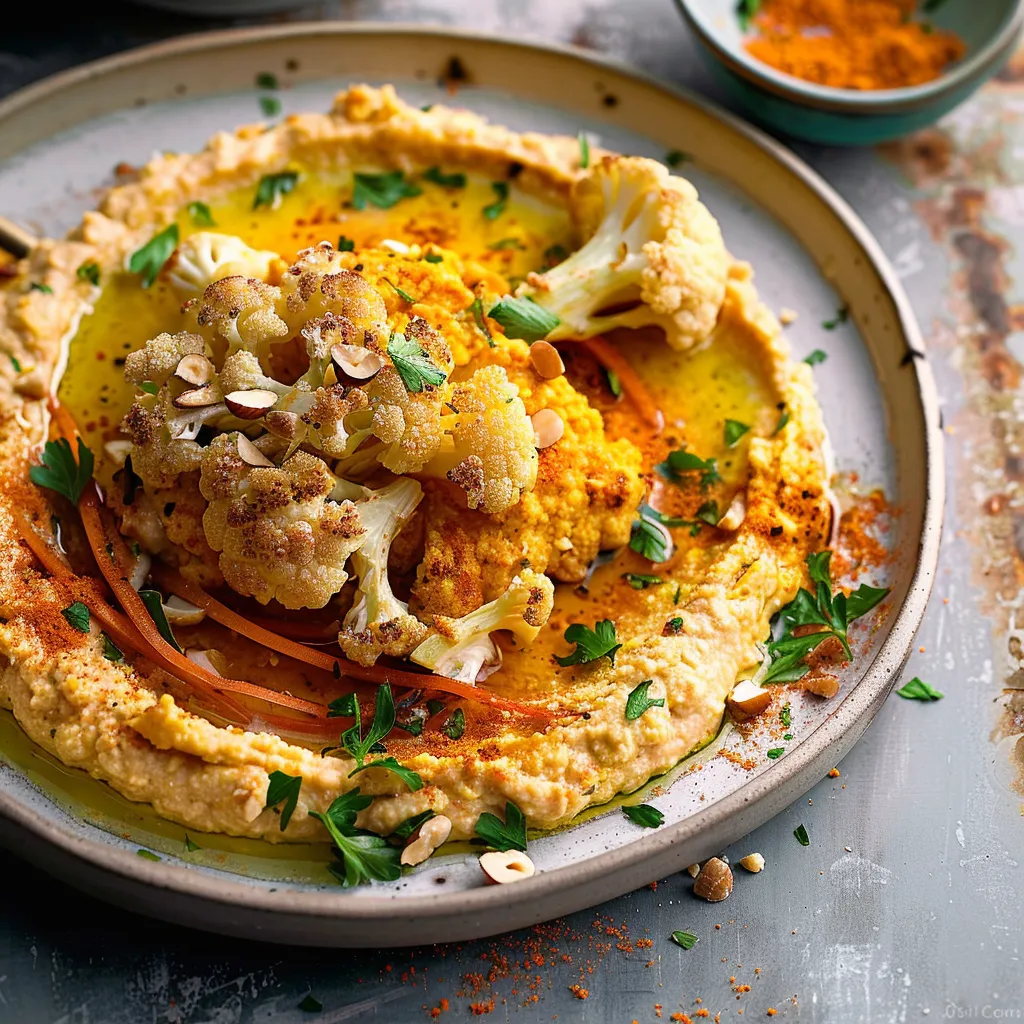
[686,863,701,878]
[692,856,733,902]
[738,852,765,873]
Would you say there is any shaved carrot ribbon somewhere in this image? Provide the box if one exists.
[77,485,327,718]
[562,335,664,432]
[149,563,563,721]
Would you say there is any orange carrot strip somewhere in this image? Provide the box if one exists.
[12,510,252,723]
[564,335,664,432]
[78,486,327,718]
[150,563,565,721]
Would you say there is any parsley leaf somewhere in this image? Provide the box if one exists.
[423,252,443,263]
[423,166,467,189]
[724,419,750,447]
[184,834,201,852]
[392,809,436,841]
[555,619,621,667]
[474,800,528,852]
[482,181,509,220]
[76,262,100,286]
[349,755,424,791]
[337,235,355,252]
[30,437,94,505]
[804,349,828,366]
[822,305,849,330]
[311,788,402,887]
[695,500,719,526]
[488,295,560,343]
[578,130,590,169]
[793,823,810,846]
[442,707,466,740]
[9,355,21,373]
[384,278,416,303]
[61,601,90,634]
[622,804,663,828]
[630,511,673,562]
[186,201,215,227]
[396,716,424,737]
[625,679,665,720]
[774,409,790,434]
[426,698,446,716]
[253,171,299,210]
[265,770,302,830]
[762,552,890,683]
[341,683,397,767]
[671,929,698,949]
[665,150,690,168]
[137,849,160,862]
[298,995,323,1013]
[255,71,279,89]
[387,332,447,392]
[606,368,623,398]
[469,297,495,347]
[767,747,785,759]
[128,224,179,287]
[623,572,665,590]
[896,677,944,701]
[780,702,792,728]
[102,633,123,662]
[138,590,182,652]
[351,170,421,210]
[30,283,52,294]
[656,447,720,488]
[259,95,281,118]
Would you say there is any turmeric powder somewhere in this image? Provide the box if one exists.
[743,0,967,91]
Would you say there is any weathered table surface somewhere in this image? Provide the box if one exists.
[1,2,1022,1021]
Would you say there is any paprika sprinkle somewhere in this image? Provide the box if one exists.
[742,0,967,91]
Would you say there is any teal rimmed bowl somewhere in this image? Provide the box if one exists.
[675,0,1024,144]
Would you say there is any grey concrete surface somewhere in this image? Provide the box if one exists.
[0,2,1021,1022]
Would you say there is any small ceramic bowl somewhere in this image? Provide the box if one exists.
[675,0,1024,145]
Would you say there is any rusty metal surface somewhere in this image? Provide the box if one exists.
[0,2,1021,1022]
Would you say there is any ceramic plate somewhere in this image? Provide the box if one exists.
[0,24,942,947]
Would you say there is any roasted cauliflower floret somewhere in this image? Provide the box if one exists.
[410,570,554,683]
[495,155,728,351]
[123,331,210,389]
[340,319,453,476]
[420,364,538,514]
[338,477,429,666]
[166,232,280,296]
[195,276,289,355]
[218,349,372,459]
[199,434,364,609]
[278,242,390,347]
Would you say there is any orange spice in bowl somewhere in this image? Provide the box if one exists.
[742,0,967,90]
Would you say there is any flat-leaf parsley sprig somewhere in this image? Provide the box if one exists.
[762,551,889,684]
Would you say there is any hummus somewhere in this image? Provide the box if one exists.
[0,86,832,862]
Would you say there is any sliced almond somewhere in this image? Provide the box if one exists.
[331,343,383,381]
[532,409,564,449]
[726,679,771,721]
[174,353,214,387]
[480,849,536,885]
[236,434,274,467]
[172,384,219,409]
[162,594,206,626]
[529,340,565,380]
[738,852,765,874]
[225,389,278,420]
[717,492,746,532]
[265,409,302,440]
[692,856,733,902]
[401,814,452,867]
[13,368,46,400]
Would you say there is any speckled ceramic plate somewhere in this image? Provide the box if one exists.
[0,24,942,947]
